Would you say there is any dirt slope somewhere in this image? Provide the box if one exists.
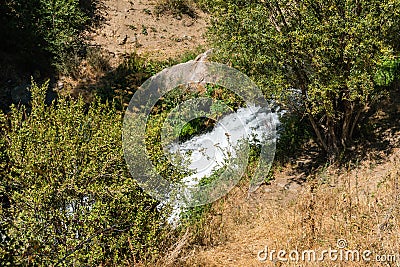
[87,0,208,62]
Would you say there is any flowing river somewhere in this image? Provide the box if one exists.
[164,105,280,225]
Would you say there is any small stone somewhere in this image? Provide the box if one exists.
[129,36,137,44]
[57,81,64,90]
[119,34,128,45]
[183,20,194,27]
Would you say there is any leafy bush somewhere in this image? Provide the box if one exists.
[207,0,400,157]
[275,113,313,162]
[375,58,400,87]
[0,81,168,266]
[155,0,197,18]
[1,0,91,73]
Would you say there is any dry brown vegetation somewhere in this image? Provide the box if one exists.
[156,147,399,267]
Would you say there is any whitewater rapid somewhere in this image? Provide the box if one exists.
[164,105,280,225]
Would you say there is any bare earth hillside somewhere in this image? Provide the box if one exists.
[87,0,208,62]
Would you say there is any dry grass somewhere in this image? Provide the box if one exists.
[55,46,113,101]
[166,148,400,266]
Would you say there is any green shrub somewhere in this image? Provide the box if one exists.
[0,81,167,266]
[155,0,197,18]
[207,0,400,157]
[275,113,313,163]
[375,58,400,87]
[1,0,91,73]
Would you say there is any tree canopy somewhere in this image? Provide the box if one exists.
[208,0,400,156]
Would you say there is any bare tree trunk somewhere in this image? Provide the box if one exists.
[341,102,354,148]
[308,113,328,152]
[349,108,362,141]
[327,115,339,156]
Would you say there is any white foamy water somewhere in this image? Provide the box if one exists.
[164,106,280,225]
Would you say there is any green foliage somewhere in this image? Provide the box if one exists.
[37,0,88,57]
[375,57,400,86]
[0,81,167,266]
[204,84,245,110]
[155,0,197,18]
[275,113,313,162]
[96,48,206,113]
[148,83,244,144]
[207,0,400,156]
[145,111,188,182]
[179,117,215,141]
[192,0,212,12]
[1,0,91,72]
